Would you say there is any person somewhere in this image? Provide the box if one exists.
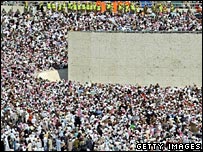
[24,1,28,13]
[48,137,53,151]
[74,116,81,128]
[86,2,90,13]
[58,2,62,12]
[130,2,135,14]
[72,137,79,151]
[151,3,156,13]
[82,2,86,12]
[118,1,123,14]
[26,140,32,151]
[72,2,77,12]
[125,1,130,13]
[39,1,44,12]
[47,1,51,11]
[67,1,72,12]
[89,2,93,12]
[4,136,10,151]
[159,3,163,13]
[62,1,66,13]
[170,3,175,12]
[106,2,111,13]
[97,122,103,137]
[51,2,56,12]
[143,5,148,14]
[96,1,101,12]
[1,5,202,152]
[56,137,61,151]
[0,139,5,151]
[77,2,81,12]
[67,137,73,151]
[163,4,167,13]
[86,136,94,151]
[93,1,97,12]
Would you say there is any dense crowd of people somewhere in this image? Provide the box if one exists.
[1,4,202,152]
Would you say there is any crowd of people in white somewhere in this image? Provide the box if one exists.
[1,6,202,151]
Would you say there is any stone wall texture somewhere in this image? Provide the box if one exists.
[68,32,202,87]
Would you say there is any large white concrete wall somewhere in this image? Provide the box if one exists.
[68,32,202,87]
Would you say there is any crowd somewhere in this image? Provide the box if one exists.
[1,4,202,152]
